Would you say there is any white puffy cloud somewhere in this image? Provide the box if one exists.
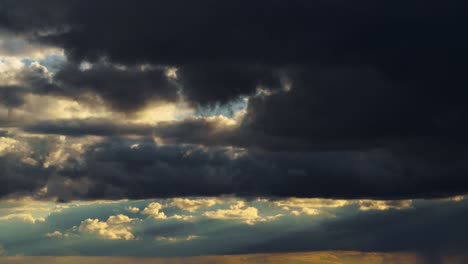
[0,137,19,153]
[273,198,350,216]
[171,198,220,212]
[141,202,167,219]
[125,206,140,213]
[141,202,195,221]
[78,214,137,240]
[203,201,280,225]
[45,230,68,238]
[290,208,320,216]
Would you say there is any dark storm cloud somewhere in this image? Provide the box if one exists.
[3,0,464,149]
[49,138,468,200]
[241,66,468,148]
[178,63,282,105]
[1,0,465,107]
[0,0,467,200]
[52,63,179,112]
[3,134,465,200]
[3,0,465,66]
[0,0,71,32]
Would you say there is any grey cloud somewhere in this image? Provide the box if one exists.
[0,153,51,197]
[0,135,78,198]
[24,119,154,137]
[0,86,27,108]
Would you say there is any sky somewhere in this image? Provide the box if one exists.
[0,1,467,263]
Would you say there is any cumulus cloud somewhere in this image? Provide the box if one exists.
[125,206,140,214]
[203,201,280,225]
[171,198,221,212]
[45,230,67,238]
[78,214,137,240]
[141,202,195,221]
[141,202,167,219]
[168,214,195,221]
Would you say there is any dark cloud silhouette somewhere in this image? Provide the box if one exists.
[46,138,468,200]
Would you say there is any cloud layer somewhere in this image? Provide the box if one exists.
[0,1,467,203]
